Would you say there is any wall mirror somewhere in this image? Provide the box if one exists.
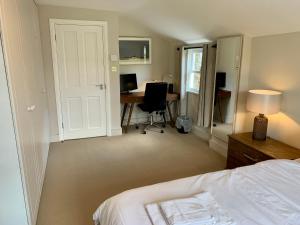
[119,37,152,65]
[211,36,243,143]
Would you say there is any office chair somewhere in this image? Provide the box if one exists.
[138,82,168,134]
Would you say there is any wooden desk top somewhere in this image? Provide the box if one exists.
[229,132,300,160]
[120,92,179,104]
[217,89,231,98]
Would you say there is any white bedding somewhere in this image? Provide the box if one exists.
[93,160,300,225]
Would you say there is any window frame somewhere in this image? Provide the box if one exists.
[186,48,203,94]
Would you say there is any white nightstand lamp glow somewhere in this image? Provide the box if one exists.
[246,90,282,140]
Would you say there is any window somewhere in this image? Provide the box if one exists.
[186,48,203,94]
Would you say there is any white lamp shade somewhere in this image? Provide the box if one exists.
[246,90,282,115]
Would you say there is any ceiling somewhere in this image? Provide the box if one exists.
[36,0,300,42]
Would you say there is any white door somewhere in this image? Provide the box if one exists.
[55,24,107,140]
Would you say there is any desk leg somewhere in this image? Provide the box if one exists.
[167,102,175,127]
[121,103,128,127]
[125,103,134,133]
[217,96,224,123]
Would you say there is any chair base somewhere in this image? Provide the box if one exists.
[140,113,166,134]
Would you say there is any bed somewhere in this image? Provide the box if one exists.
[93,159,300,225]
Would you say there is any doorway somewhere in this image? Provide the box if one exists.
[50,19,111,140]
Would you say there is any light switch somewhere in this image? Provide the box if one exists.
[111,66,118,72]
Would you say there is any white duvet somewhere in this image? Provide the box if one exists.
[93,160,300,225]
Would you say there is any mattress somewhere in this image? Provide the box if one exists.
[93,159,300,225]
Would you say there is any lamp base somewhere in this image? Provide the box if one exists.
[252,114,268,141]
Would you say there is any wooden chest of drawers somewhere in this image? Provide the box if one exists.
[227,133,300,169]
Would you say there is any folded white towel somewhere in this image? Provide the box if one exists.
[160,192,216,225]
[146,192,235,225]
[146,203,168,225]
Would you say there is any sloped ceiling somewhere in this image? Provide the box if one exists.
[35,0,300,42]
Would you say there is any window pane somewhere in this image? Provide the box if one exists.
[192,52,202,71]
[186,48,203,93]
[189,72,200,91]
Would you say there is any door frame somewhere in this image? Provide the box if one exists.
[49,19,112,141]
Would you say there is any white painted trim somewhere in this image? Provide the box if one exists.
[50,19,108,26]
[49,19,112,141]
[192,125,211,141]
[110,128,123,136]
[50,135,60,143]
[209,41,219,135]
[180,47,188,115]
[102,22,112,137]
[119,37,152,65]
[49,19,63,141]
[232,36,244,133]
[119,37,151,41]
[209,35,243,135]
[209,136,228,158]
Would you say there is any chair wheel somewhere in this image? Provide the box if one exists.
[141,131,146,134]
[161,130,164,133]
[135,125,139,129]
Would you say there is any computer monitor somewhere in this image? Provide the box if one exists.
[215,72,226,89]
[120,74,138,94]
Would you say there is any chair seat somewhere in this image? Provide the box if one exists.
[137,82,168,134]
[138,104,154,113]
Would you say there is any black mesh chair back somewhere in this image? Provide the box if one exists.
[143,82,168,113]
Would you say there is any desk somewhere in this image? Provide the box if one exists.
[121,92,179,133]
[215,89,231,123]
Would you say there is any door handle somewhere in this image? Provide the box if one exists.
[96,84,105,90]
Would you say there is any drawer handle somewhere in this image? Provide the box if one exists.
[243,153,259,162]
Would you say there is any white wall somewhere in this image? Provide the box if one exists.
[0,38,29,225]
[247,32,300,148]
[38,6,182,132]
[118,16,181,123]
[119,16,174,84]
[0,0,49,224]
[38,5,121,139]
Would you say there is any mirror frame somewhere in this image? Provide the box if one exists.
[210,35,244,136]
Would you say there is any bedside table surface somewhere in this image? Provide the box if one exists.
[229,132,300,160]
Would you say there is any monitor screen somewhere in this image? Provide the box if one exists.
[120,74,138,93]
[216,72,226,89]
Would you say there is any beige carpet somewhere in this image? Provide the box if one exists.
[37,127,226,225]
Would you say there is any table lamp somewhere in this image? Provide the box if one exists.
[246,90,282,140]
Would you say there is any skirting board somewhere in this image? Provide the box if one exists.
[50,135,60,143]
[109,127,122,136]
[209,136,228,158]
[192,125,211,141]
[49,127,123,143]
